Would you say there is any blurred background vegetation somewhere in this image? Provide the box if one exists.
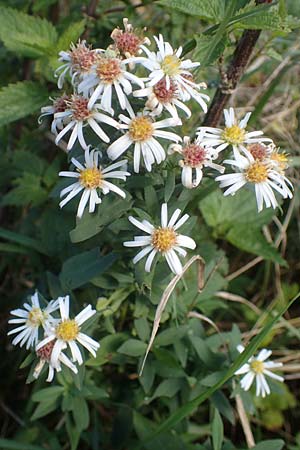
[0,1,300,449]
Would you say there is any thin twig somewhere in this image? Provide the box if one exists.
[235,394,255,448]
[0,401,25,427]
[216,291,261,315]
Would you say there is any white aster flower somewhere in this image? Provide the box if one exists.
[197,107,273,155]
[216,150,293,212]
[39,94,71,135]
[133,77,191,118]
[78,49,144,115]
[8,292,59,350]
[107,111,181,173]
[235,345,284,398]
[110,17,150,60]
[33,337,78,383]
[124,203,196,274]
[131,34,209,112]
[56,40,98,89]
[36,296,100,370]
[53,94,119,150]
[169,135,224,188]
[59,148,130,218]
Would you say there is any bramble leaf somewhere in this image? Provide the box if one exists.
[0,81,49,127]
[0,6,57,58]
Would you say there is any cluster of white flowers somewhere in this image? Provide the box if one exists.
[197,108,293,212]
[40,19,212,220]
[8,293,99,382]
[33,20,293,397]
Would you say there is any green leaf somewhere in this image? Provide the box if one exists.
[70,196,133,243]
[60,249,117,290]
[0,227,46,254]
[199,189,285,264]
[194,34,227,66]
[0,81,49,127]
[250,440,285,450]
[233,4,300,32]
[117,339,147,357]
[155,326,188,346]
[212,409,224,450]
[211,391,235,425]
[150,378,182,401]
[0,6,57,58]
[226,225,285,265]
[201,0,238,72]
[72,397,89,431]
[164,172,176,203]
[56,20,86,52]
[2,173,48,207]
[86,332,127,366]
[158,0,225,21]
[133,412,187,450]
[31,398,59,421]
[32,386,64,402]
[0,439,45,450]
[139,293,300,444]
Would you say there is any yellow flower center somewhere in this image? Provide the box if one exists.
[151,227,177,252]
[222,125,246,145]
[128,117,154,142]
[270,151,288,171]
[79,167,102,189]
[55,319,79,341]
[245,161,269,183]
[27,307,44,327]
[250,360,265,374]
[161,55,181,76]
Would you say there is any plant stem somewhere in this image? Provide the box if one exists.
[203,0,271,127]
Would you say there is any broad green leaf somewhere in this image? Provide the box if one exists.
[139,293,299,444]
[212,409,224,450]
[250,440,285,450]
[86,333,127,366]
[135,317,151,342]
[70,196,133,243]
[211,391,235,425]
[194,34,227,66]
[226,225,285,265]
[72,397,89,431]
[0,81,49,127]
[32,386,64,402]
[150,378,182,402]
[233,4,300,32]
[158,0,225,21]
[0,6,57,57]
[155,326,188,346]
[117,339,147,357]
[199,189,285,264]
[60,248,117,290]
[31,398,59,421]
[2,173,48,207]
